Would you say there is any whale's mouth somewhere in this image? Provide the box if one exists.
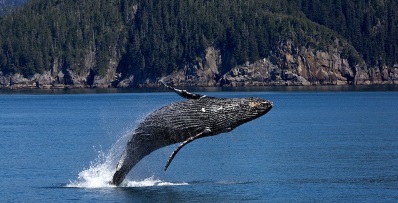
[262,101,273,110]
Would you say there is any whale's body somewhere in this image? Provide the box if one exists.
[111,83,273,186]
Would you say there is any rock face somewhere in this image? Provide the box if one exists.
[266,40,356,86]
[355,65,398,85]
[162,40,397,87]
[161,41,350,87]
[1,40,398,89]
[0,44,120,89]
[161,47,221,87]
[218,59,281,86]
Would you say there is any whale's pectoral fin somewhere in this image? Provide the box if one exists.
[164,127,212,171]
[160,80,206,100]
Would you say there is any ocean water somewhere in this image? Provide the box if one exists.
[1,88,398,202]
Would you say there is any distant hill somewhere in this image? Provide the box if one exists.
[0,0,397,88]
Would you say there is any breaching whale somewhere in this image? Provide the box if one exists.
[111,81,273,186]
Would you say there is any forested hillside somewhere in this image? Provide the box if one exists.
[0,0,397,88]
[0,0,28,15]
[294,0,398,68]
[0,0,317,77]
[0,0,127,76]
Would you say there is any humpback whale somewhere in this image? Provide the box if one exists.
[111,82,273,186]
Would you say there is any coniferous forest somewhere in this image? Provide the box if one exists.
[0,0,28,15]
[0,0,397,86]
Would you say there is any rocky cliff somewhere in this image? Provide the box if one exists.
[1,40,398,89]
[159,40,398,87]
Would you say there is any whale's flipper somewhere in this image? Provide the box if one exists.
[160,80,206,99]
[164,127,212,171]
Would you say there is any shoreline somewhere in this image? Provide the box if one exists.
[2,84,398,94]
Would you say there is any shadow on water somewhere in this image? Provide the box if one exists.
[41,184,223,202]
[113,180,261,202]
[117,186,220,202]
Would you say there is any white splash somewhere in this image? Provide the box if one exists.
[66,149,116,188]
[125,177,188,187]
[66,128,188,188]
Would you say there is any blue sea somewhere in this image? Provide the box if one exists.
[1,87,398,202]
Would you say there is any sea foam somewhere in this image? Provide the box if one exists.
[66,129,187,188]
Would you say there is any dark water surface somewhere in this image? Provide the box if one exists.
[1,87,397,202]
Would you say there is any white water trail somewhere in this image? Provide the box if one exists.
[66,128,188,188]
